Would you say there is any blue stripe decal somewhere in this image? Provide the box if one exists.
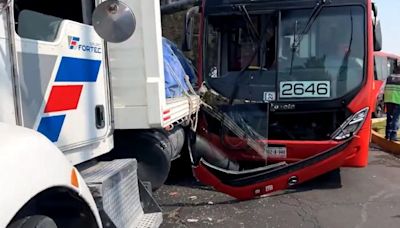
[55,57,101,82]
[37,115,66,142]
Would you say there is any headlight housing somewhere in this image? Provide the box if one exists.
[331,107,369,141]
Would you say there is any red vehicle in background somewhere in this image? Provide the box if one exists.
[373,51,400,117]
[183,0,383,200]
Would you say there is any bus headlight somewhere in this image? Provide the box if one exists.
[331,108,369,141]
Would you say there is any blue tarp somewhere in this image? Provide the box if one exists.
[162,37,196,98]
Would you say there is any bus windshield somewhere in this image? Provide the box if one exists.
[205,6,365,102]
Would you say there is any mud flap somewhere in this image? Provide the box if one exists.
[191,138,353,200]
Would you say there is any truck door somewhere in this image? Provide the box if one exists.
[12,0,112,152]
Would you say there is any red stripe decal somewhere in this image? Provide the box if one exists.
[163,116,171,121]
[45,85,83,113]
[163,109,171,115]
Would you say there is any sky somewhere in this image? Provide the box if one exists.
[374,0,400,55]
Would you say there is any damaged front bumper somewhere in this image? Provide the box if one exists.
[191,138,353,200]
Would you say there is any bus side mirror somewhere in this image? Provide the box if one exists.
[374,19,382,51]
[92,0,136,43]
[372,3,378,18]
[182,6,199,52]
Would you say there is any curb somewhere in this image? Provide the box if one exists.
[371,117,386,124]
[371,118,400,156]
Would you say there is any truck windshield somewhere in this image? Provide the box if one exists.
[205,6,365,102]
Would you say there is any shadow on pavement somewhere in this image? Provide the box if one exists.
[294,168,342,191]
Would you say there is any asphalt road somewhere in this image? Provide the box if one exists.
[154,146,400,228]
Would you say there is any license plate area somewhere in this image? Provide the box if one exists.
[266,146,287,159]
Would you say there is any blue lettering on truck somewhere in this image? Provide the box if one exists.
[68,36,102,54]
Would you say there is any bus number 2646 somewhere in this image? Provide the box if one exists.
[279,81,331,98]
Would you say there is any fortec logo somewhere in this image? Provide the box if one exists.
[68,36,102,54]
[68,36,80,49]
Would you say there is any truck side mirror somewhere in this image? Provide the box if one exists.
[182,6,199,52]
[92,0,136,43]
[374,19,382,51]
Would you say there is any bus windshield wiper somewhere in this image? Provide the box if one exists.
[294,0,326,49]
[337,9,354,94]
[237,4,260,42]
[290,0,326,74]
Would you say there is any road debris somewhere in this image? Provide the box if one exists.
[187,218,199,223]
[169,192,179,196]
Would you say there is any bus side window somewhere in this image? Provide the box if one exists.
[381,57,389,80]
[375,56,384,81]
[14,0,95,42]
[387,58,397,75]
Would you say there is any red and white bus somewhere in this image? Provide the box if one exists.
[184,0,383,200]
[373,51,400,117]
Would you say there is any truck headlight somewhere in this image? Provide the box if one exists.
[331,108,369,141]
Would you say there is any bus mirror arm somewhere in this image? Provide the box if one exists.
[372,2,378,18]
[183,6,199,52]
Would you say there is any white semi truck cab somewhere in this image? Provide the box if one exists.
[0,0,199,226]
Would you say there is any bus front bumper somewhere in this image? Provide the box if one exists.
[192,137,356,200]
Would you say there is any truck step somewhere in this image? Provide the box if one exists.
[80,159,162,228]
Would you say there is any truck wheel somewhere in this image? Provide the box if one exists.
[8,216,57,228]
[113,130,172,191]
[135,132,171,191]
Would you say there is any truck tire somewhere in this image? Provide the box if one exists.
[113,130,173,191]
[135,131,172,190]
[8,216,57,228]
